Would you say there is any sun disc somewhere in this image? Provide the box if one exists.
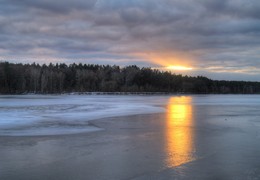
[166,66,193,71]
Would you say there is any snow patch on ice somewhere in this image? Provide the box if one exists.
[0,95,165,136]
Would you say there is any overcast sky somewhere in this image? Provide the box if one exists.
[1,0,260,81]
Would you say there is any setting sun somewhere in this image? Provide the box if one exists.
[166,66,193,71]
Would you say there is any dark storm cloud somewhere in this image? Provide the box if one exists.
[1,0,260,80]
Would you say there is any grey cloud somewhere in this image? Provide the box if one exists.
[1,0,260,80]
[201,0,260,19]
[4,0,97,14]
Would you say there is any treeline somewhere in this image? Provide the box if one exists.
[1,61,260,94]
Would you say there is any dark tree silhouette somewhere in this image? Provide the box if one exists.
[1,61,260,94]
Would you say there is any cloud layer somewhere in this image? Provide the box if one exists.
[1,0,260,80]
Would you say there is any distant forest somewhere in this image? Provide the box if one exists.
[1,61,260,94]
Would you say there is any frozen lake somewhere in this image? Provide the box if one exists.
[1,95,260,179]
[1,94,260,136]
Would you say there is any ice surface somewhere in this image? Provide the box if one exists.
[0,95,166,136]
[1,94,260,136]
[1,95,260,179]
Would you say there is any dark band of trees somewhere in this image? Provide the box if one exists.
[1,61,260,94]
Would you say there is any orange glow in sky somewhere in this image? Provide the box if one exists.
[166,65,193,71]
[132,51,195,71]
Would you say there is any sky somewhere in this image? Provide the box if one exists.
[1,0,260,81]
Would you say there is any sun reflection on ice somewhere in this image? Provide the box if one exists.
[165,96,195,167]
